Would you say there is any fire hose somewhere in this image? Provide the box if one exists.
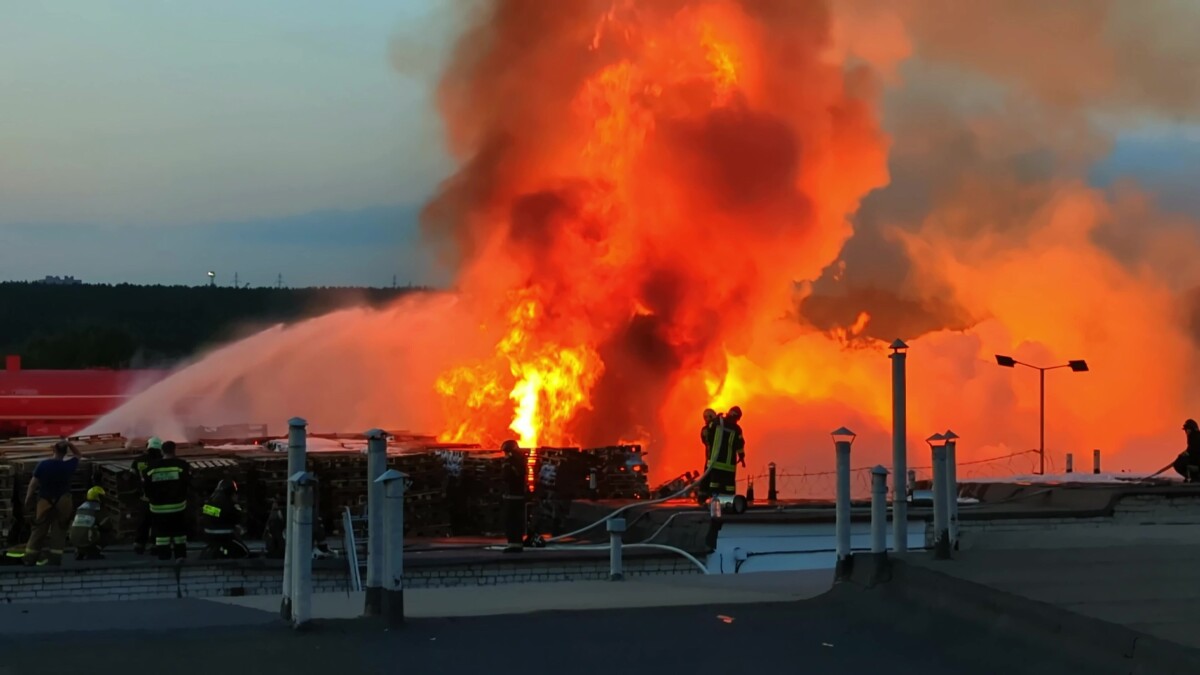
[545,467,713,544]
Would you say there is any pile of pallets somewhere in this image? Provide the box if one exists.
[0,434,653,543]
[390,451,451,537]
[567,445,651,500]
[439,449,507,535]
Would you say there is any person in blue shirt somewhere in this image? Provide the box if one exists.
[23,440,82,566]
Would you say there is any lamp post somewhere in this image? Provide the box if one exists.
[995,355,1089,475]
[207,271,216,288]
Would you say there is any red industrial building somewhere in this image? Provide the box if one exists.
[0,355,168,438]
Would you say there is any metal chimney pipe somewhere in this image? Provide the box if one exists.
[832,427,855,578]
[281,417,307,621]
[943,430,960,549]
[870,466,888,554]
[890,339,909,553]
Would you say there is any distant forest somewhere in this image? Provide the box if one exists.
[0,282,428,369]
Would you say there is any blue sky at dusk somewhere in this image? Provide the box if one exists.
[1,3,1198,288]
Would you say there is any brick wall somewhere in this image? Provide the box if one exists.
[929,493,1200,550]
[0,555,698,604]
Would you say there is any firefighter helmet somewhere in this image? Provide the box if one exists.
[147,437,164,450]
[86,486,105,501]
[727,405,743,420]
[215,479,238,495]
[1186,419,1198,432]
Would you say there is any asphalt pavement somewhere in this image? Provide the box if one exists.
[0,591,1086,675]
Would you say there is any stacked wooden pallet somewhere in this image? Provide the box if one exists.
[0,434,653,543]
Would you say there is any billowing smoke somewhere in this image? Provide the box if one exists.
[92,0,1200,487]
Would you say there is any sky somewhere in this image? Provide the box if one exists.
[1,2,1199,288]
[0,1,453,287]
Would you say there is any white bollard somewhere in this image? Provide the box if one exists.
[832,427,855,577]
[364,429,387,617]
[608,517,626,581]
[870,466,888,554]
[889,340,909,553]
[289,471,317,630]
[944,430,960,549]
[1093,449,1101,474]
[376,469,408,625]
[281,417,307,621]
[1066,453,1074,474]
[929,435,950,560]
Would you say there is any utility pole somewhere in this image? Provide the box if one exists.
[277,274,284,289]
[392,274,397,290]
[234,272,239,289]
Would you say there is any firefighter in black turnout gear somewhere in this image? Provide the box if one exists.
[700,409,717,468]
[500,440,527,553]
[705,406,746,505]
[1174,419,1200,482]
[131,437,163,554]
[143,441,191,561]
[199,480,249,559]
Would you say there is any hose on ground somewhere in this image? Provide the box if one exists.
[543,542,710,575]
[545,468,712,543]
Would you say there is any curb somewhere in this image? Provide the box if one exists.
[837,553,1200,675]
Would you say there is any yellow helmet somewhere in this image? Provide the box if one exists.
[86,486,106,501]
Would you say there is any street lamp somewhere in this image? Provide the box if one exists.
[994,354,1089,475]
[207,271,216,288]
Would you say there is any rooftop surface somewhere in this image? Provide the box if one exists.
[0,570,1098,675]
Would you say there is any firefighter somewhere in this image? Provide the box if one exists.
[23,440,82,566]
[701,409,718,469]
[131,437,163,555]
[199,480,249,559]
[1174,419,1200,482]
[143,440,191,561]
[705,406,746,506]
[69,486,111,560]
[697,409,720,505]
[262,499,285,559]
[500,440,527,553]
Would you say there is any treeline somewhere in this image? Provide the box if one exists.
[0,282,428,369]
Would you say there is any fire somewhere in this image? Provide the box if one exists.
[436,290,603,448]
[74,1,1200,490]
[427,0,889,472]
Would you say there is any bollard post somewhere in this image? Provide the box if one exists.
[376,469,407,626]
[1066,453,1074,474]
[889,340,909,553]
[289,471,317,630]
[1093,449,1101,474]
[767,463,778,503]
[364,429,387,617]
[832,427,856,578]
[944,430,960,549]
[608,518,626,581]
[281,417,307,621]
[870,466,888,554]
[927,434,950,560]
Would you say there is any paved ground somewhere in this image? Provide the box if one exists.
[209,570,836,619]
[0,571,835,633]
[0,590,1082,675]
[909,545,1200,650]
